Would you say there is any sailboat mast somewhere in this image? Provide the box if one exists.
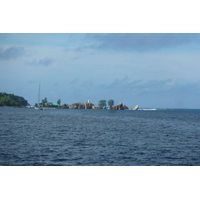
[38,83,40,106]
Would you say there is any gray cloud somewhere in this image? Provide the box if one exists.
[38,58,54,66]
[98,78,200,108]
[105,78,178,92]
[0,46,24,60]
[29,57,55,66]
[86,33,200,52]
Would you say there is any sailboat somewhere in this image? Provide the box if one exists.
[35,83,43,110]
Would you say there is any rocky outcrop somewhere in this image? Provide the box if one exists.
[133,105,139,110]
[111,102,129,110]
[69,101,132,110]
[61,104,69,109]
[85,101,97,109]
[69,103,86,109]
[95,106,103,109]
[123,105,129,110]
[69,101,98,109]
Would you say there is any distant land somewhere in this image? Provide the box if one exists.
[0,92,139,110]
[0,93,29,107]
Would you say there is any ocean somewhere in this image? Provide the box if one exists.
[0,107,200,166]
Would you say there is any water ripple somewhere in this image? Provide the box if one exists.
[0,108,200,165]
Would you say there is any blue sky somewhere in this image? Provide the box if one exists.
[1,33,200,108]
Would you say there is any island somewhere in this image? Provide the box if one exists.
[0,92,29,107]
[67,101,139,110]
[0,92,139,110]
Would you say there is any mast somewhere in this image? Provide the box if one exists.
[38,83,40,106]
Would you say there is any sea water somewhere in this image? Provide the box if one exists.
[0,107,200,166]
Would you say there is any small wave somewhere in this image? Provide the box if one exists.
[139,108,157,111]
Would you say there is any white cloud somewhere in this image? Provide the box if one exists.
[1,33,200,108]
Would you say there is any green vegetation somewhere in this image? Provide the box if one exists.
[98,99,107,108]
[57,99,61,105]
[41,97,48,106]
[0,92,117,110]
[108,99,114,108]
[0,92,29,107]
[36,98,66,108]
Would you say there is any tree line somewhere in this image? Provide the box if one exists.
[0,92,29,107]
[98,99,114,108]
[0,92,127,110]
[36,97,115,109]
[35,97,64,107]
[0,92,116,109]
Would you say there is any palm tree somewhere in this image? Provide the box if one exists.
[57,99,61,105]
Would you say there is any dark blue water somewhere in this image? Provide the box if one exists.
[0,107,200,166]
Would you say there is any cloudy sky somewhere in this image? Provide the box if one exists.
[1,33,200,108]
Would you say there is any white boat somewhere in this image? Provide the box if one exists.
[35,83,43,110]
[35,105,43,110]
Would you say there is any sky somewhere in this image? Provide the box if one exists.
[1,2,200,199]
[1,33,200,108]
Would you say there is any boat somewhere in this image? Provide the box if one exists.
[35,83,43,110]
